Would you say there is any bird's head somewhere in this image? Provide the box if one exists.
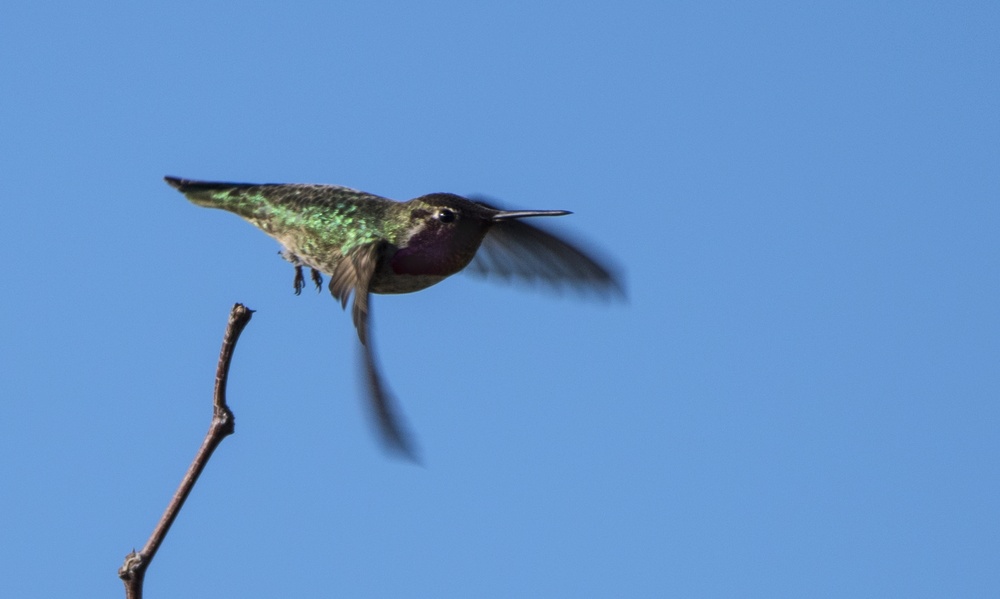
[390,193,570,277]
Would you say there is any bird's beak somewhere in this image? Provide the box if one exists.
[492,209,572,221]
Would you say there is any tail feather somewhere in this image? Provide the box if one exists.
[164,176,252,193]
[164,176,256,209]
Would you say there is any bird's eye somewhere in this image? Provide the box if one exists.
[437,209,456,223]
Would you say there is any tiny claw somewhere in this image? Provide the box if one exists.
[293,265,305,295]
[311,268,324,292]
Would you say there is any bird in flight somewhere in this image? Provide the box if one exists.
[166,176,623,459]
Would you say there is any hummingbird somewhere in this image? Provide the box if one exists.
[166,176,623,459]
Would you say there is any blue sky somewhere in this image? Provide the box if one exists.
[2,1,998,597]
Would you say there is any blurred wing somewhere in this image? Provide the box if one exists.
[327,241,417,459]
[359,337,418,461]
[327,242,385,345]
[467,206,625,298]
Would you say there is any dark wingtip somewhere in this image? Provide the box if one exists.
[359,340,423,465]
[587,260,629,302]
[374,394,422,463]
[383,432,423,464]
[605,274,629,303]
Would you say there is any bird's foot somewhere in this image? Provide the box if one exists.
[293,265,305,295]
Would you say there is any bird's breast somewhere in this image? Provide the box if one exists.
[370,271,448,295]
[370,241,474,294]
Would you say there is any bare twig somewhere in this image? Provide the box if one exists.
[119,303,254,599]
